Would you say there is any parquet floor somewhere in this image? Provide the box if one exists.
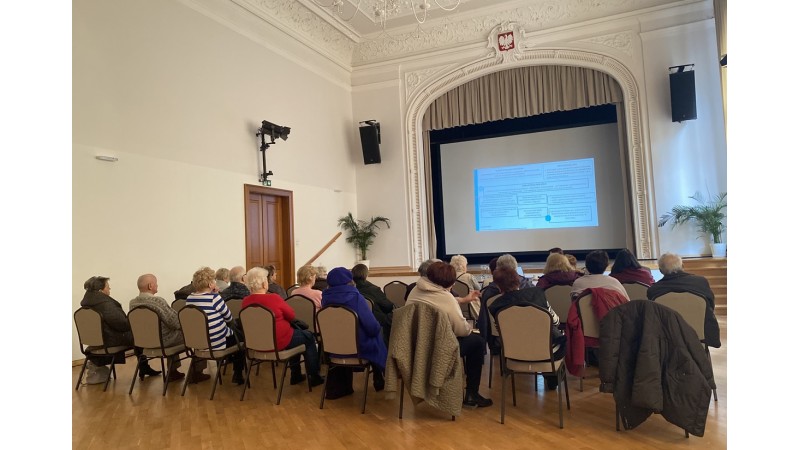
[72,317,726,449]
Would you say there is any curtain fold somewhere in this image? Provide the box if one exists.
[422,66,623,131]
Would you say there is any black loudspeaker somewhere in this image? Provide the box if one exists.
[669,69,697,122]
[359,121,381,165]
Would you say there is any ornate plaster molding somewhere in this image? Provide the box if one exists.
[403,49,658,266]
[579,31,634,56]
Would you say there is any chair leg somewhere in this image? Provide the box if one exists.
[685,429,690,438]
[319,365,331,409]
[103,362,115,392]
[511,373,517,406]
[210,359,223,400]
[276,361,290,405]
[181,356,194,397]
[240,358,256,401]
[361,364,371,414]
[501,371,507,424]
[160,358,167,382]
[271,362,277,389]
[534,373,538,392]
[75,359,89,390]
[557,372,564,429]
[129,359,141,395]
[488,353,493,388]
[616,404,620,431]
[705,344,718,401]
[399,379,404,419]
[562,366,571,410]
[162,357,173,396]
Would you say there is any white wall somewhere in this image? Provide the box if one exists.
[642,19,727,256]
[73,0,358,360]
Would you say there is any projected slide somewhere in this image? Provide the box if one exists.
[474,158,598,231]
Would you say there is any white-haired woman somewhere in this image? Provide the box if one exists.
[451,254,482,320]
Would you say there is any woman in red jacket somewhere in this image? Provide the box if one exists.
[242,267,324,387]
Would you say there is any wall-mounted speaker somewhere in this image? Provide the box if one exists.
[359,120,381,165]
[669,67,697,123]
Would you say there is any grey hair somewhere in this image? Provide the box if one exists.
[496,254,518,270]
[418,259,442,276]
[450,254,468,273]
[657,253,683,275]
[245,267,269,292]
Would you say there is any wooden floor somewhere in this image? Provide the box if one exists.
[72,317,726,449]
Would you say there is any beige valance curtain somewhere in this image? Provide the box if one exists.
[422,65,624,131]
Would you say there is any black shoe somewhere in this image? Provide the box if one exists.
[545,376,559,391]
[463,391,493,408]
[308,375,325,387]
[232,372,245,385]
[290,374,307,385]
[325,388,354,400]
[138,364,162,380]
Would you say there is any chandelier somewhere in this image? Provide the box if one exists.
[312,1,462,31]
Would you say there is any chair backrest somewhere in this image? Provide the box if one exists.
[286,294,317,333]
[171,299,186,312]
[485,294,502,337]
[622,281,650,300]
[653,292,707,340]
[178,305,211,351]
[128,306,163,350]
[74,307,105,349]
[451,280,470,298]
[317,305,359,356]
[383,281,408,308]
[362,295,375,311]
[544,285,573,323]
[576,293,601,339]
[497,305,553,362]
[287,284,300,296]
[226,298,244,319]
[239,304,278,352]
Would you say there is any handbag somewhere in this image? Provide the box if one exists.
[290,319,309,330]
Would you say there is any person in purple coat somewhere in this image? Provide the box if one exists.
[320,267,387,399]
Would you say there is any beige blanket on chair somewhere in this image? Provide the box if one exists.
[385,302,463,416]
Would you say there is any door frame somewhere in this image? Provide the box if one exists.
[243,184,295,286]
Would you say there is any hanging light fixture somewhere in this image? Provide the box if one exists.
[312,0,462,32]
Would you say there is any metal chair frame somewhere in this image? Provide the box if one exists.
[74,307,134,392]
[127,306,191,396]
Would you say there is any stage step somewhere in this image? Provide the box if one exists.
[683,257,727,316]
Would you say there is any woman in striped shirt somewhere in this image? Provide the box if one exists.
[186,266,245,385]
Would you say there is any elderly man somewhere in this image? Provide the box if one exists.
[647,253,721,348]
[130,274,209,382]
[221,265,250,301]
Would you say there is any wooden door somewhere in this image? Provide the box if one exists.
[244,185,295,288]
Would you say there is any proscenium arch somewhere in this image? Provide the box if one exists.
[403,49,659,267]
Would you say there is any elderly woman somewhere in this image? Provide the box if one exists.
[450,254,481,320]
[406,261,492,408]
[242,267,325,386]
[321,267,387,399]
[536,253,583,290]
[609,248,655,285]
[488,266,566,390]
[185,266,245,385]
[214,267,230,291]
[264,264,288,299]
[291,265,323,308]
[79,276,159,384]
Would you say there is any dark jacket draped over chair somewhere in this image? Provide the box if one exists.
[647,271,721,348]
[599,300,716,437]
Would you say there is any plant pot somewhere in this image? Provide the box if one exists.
[357,259,370,268]
[711,243,726,258]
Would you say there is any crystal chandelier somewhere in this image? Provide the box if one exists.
[312,1,462,31]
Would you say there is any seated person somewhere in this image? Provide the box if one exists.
[571,250,630,300]
[80,276,159,384]
[489,266,566,389]
[242,267,324,386]
[450,254,481,319]
[173,281,194,301]
[291,265,323,308]
[321,267,387,399]
[565,254,583,274]
[186,267,245,385]
[536,253,583,290]
[215,267,230,291]
[312,265,329,291]
[405,259,441,299]
[407,262,492,407]
[647,252,721,348]
[129,273,193,382]
[478,257,501,352]
[609,248,655,285]
[265,264,288,299]
[220,266,250,301]
[352,263,395,347]
[548,247,564,255]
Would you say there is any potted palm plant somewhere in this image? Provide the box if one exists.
[658,191,727,257]
[337,212,391,267]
